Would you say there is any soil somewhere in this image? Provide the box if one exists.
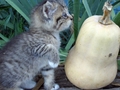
[32,65,120,90]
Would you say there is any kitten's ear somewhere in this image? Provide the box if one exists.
[43,1,57,19]
[56,0,66,6]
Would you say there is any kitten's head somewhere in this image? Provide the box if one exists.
[30,0,72,32]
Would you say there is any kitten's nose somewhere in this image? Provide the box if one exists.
[70,16,73,20]
[68,14,73,20]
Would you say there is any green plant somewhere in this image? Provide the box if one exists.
[64,0,120,61]
[0,0,120,64]
[0,0,32,48]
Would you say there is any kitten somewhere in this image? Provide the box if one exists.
[0,0,72,90]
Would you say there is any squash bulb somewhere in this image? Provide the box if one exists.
[65,2,120,89]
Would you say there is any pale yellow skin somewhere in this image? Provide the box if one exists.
[65,15,120,89]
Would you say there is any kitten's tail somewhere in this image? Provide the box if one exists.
[0,86,22,90]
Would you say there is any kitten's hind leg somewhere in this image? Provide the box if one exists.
[20,80,36,89]
[42,69,59,90]
[8,88,23,90]
[0,86,23,90]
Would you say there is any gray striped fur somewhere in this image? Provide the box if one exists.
[0,0,72,90]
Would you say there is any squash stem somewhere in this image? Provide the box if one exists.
[98,1,113,25]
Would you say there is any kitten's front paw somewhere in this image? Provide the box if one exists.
[12,88,24,90]
[20,80,36,89]
[20,89,24,90]
[48,61,59,68]
[51,84,59,90]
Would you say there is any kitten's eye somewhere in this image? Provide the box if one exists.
[56,13,68,23]
[62,12,68,18]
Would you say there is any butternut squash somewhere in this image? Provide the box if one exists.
[65,1,120,89]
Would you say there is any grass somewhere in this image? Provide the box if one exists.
[0,0,120,65]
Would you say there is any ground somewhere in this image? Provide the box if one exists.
[33,65,120,90]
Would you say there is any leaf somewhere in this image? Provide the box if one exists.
[68,0,73,14]
[59,49,68,61]
[0,5,10,10]
[0,40,6,49]
[94,0,106,15]
[73,0,80,41]
[18,0,32,12]
[4,14,11,29]
[78,11,88,29]
[0,33,9,42]
[5,0,30,23]
[65,0,88,51]
[82,0,92,16]
[65,34,75,51]
[111,1,120,19]
[0,20,14,29]
[113,12,120,27]
[117,60,120,70]
[112,1,120,9]
[111,9,116,19]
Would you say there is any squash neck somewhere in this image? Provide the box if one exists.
[98,1,113,25]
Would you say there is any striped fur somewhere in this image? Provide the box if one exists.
[0,0,72,90]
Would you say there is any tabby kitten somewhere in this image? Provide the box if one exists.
[0,0,72,90]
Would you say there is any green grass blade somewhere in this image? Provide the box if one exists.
[82,0,92,16]
[0,20,14,29]
[0,40,6,48]
[4,14,11,29]
[68,0,73,14]
[65,34,75,51]
[111,10,115,19]
[59,49,69,63]
[113,2,120,9]
[117,60,120,70]
[73,0,80,40]
[94,0,106,15]
[113,12,120,27]
[30,0,38,7]
[5,0,30,23]
[78,11,88,29]
[0,33,9,42]
[18,0,32,12]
